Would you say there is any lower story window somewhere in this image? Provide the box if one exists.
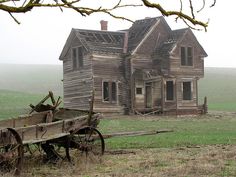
[103,81,117,102]
[183,81,192,100]
[136,87,143,95]
[166,81,174,101]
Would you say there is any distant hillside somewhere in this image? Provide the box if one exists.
[0,89,45,119]
[0,64,236,112]
[0,64,63,95]
[199,67,236,111]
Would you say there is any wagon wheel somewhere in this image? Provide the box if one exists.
[66,126,105,163]
[0,128,23,176]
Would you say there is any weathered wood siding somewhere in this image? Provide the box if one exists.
[92,53,125,113]
[176,78,198,109]
[169,31,204,78]
[135,18,171,55]
[150,80,162,107]
[131,55,153,110]
[62,37,93,110]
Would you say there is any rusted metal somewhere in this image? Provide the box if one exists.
[0,91,102,175]
[0,91,172,175]
[0,128,23,176]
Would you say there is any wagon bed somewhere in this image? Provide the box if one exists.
[0,108,104,176]
[0,109,100,144]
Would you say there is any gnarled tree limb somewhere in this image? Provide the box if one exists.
[0,0,216,30]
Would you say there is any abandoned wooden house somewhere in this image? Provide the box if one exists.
[59,16,207,115]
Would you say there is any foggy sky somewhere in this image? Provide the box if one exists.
[0,0,235,67]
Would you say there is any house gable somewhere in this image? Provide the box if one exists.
[59,29,85,61]
[131,17,172,55]
[170,29,207,58]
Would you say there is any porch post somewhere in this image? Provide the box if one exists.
[175,78,178,115]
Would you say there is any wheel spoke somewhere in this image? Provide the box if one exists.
[67,126,105,162]
[0,128,23,175]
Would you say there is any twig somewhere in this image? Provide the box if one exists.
[8,12,20,24]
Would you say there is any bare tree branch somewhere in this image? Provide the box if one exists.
[197,0,206,13]
[142,0,208,31]
[0,0,215,30]
[210,0,216,7]
[8,12,20,24]
[189,0,195,19]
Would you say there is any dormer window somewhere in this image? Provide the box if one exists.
[181,47,193,66]
[72,46,83,69]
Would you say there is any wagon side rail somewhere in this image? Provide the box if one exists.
[0,113,101,146]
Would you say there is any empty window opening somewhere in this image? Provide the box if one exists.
[111,82,117,101]
[181,47,193,66]
[103,81,117,103]
[183,81,192,100]
[166,81,174,101]
[136,87,143,95]
[103,82,109,101]
[72,47,83,69]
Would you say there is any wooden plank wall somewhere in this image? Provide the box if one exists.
[62,38,93,110]
[92,53,125,114]
[169,31,204,78]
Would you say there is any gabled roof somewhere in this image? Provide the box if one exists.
[59,29,126,60]
[59,16,207,60]
[156,28,208,57]
[127,17,160,52]
[156,28,188,57]
[74,29,126,53]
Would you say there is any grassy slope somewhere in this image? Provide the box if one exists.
[0,65,236,119]
[0,90,45,119]
[100,115,236,149]
[0,64,63,95]
[199,67,236,111]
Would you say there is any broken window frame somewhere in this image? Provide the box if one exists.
[72,46,84,70]
[181,46,193,66]
[102,81,118,103]
[166,80,175,101]
[182,81,192,100]
[136,87,143,95]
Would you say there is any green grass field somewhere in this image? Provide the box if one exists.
[1,65,236,176]
[99,115,236,149]
[0,89,44,119]
[198,67,236,111]
[0,65,236,119]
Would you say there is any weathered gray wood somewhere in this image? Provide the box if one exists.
[102,129,173,139]
[0,110,100,146]
[60,17,207,115]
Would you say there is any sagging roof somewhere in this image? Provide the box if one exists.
[74,29,126,53]
[127,17,160,52]
[156,28,188,57]
[156,28,208,57]
[59,16,207,60]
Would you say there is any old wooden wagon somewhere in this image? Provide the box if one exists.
[0,91,173,176]
[0,93,105,175]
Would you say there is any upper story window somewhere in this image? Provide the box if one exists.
[72,46,83,69]
[181,47,193,66]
